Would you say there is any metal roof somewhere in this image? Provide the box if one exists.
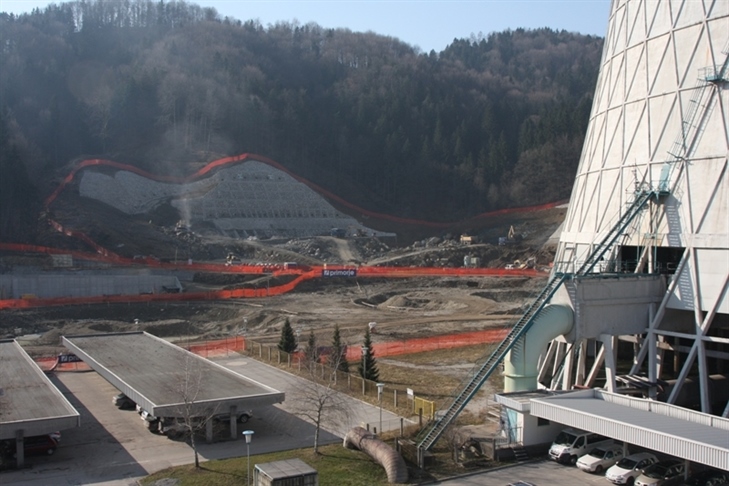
[0,339,80,440]
[255,458,317,479]
[62,332,284,418]
[530,388,729,471]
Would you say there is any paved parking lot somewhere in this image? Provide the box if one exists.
[1,356,409,485]
[434,458,617,486]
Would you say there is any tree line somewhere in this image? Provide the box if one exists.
[0,0,603,242]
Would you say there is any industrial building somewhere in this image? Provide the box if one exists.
[417,0,729,472]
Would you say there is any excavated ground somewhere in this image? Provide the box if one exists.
[2,194,564,446]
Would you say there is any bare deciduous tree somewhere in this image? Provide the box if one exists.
[289,340,349,454]
[165,351,219,468]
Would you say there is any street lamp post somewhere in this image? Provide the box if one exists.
[361,346,368,395]
[242,430,254,486]
[376,382,384,435]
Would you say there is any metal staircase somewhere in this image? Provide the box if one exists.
[659,41,729,193]
[416,188,660,463]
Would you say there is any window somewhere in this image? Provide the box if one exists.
[537,418,550,426]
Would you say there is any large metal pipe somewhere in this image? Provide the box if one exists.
[503,304,574,392]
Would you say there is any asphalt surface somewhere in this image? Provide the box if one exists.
[1,355,411,485]
[430,458,617,485]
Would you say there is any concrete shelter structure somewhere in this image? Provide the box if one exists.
[62,332,284,440]
[0,339,80,466]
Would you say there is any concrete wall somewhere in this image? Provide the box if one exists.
[0,274,181,299]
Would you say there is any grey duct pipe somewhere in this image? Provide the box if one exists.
[343,426,408,483]
[503,304,574,392]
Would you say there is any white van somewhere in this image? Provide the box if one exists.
[548,428,613,465]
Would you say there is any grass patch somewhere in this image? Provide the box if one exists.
[142,444,397,486]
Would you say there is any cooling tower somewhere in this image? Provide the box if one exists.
[545,0,728,416]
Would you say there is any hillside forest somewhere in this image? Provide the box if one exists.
[0,0,603,243]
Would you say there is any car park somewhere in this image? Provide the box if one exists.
[678,470,729,486]
[113,393,136,409]
[635,459,685,486]
[577,443,625,473]
[606,452,658,485]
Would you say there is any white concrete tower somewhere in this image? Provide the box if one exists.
[544,0,729,416]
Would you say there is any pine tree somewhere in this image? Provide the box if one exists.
[331,324,349,372]
[305,330,318,363]
[358,327,379,382]
[278,318,297,353]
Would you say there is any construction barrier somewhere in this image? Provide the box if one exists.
[344,328,508,361]
[0,257,544,310]
[0,153,556,309]
[43,154,566,227]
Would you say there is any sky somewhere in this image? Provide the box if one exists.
[1,0,610,53]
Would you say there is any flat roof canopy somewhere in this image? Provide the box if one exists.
[0,340,80,441]
[62,332,284,418]
[529,389,729,471]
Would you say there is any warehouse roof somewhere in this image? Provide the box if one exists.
[62,332,284,418]
[0,339,80,441]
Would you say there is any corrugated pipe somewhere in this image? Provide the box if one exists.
[343,426,408,483]
[503,304,574,392]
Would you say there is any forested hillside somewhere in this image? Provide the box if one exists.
[0,0,603,243]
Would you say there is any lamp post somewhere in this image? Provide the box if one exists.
[376,382,384,435]
[361,346,368,395]
[242,430,254,486]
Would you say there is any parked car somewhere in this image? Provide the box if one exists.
[606,452,658,485]
[139,409,161,432]
[213,410,252,424]
[113,393,135,410]
[577,443,625,473]
[678,470,729,486]
[0,434,59,458]
[635,459,686,486]
[549,427,613,465]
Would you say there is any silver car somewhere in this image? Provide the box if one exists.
[635,460,685,486]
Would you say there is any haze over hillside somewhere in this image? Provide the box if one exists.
[0,0,603,244]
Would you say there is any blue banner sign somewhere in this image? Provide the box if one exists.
[322,268,357,277]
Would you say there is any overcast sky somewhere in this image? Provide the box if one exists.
[1,0,611,53]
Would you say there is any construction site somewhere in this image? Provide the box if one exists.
[1,0,728,483]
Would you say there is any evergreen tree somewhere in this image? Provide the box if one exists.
[331,324,349,372]
[305,330,318,363]
[358,327,379,382]
[278,318,297,353]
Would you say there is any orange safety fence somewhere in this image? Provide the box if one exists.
[0,262,544,310]
[185,335,246,358]
[39,155,566,257]
[345,328,509,361]
[43,154,565,228]
[0,152,556,309]
[34,327,509,373]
